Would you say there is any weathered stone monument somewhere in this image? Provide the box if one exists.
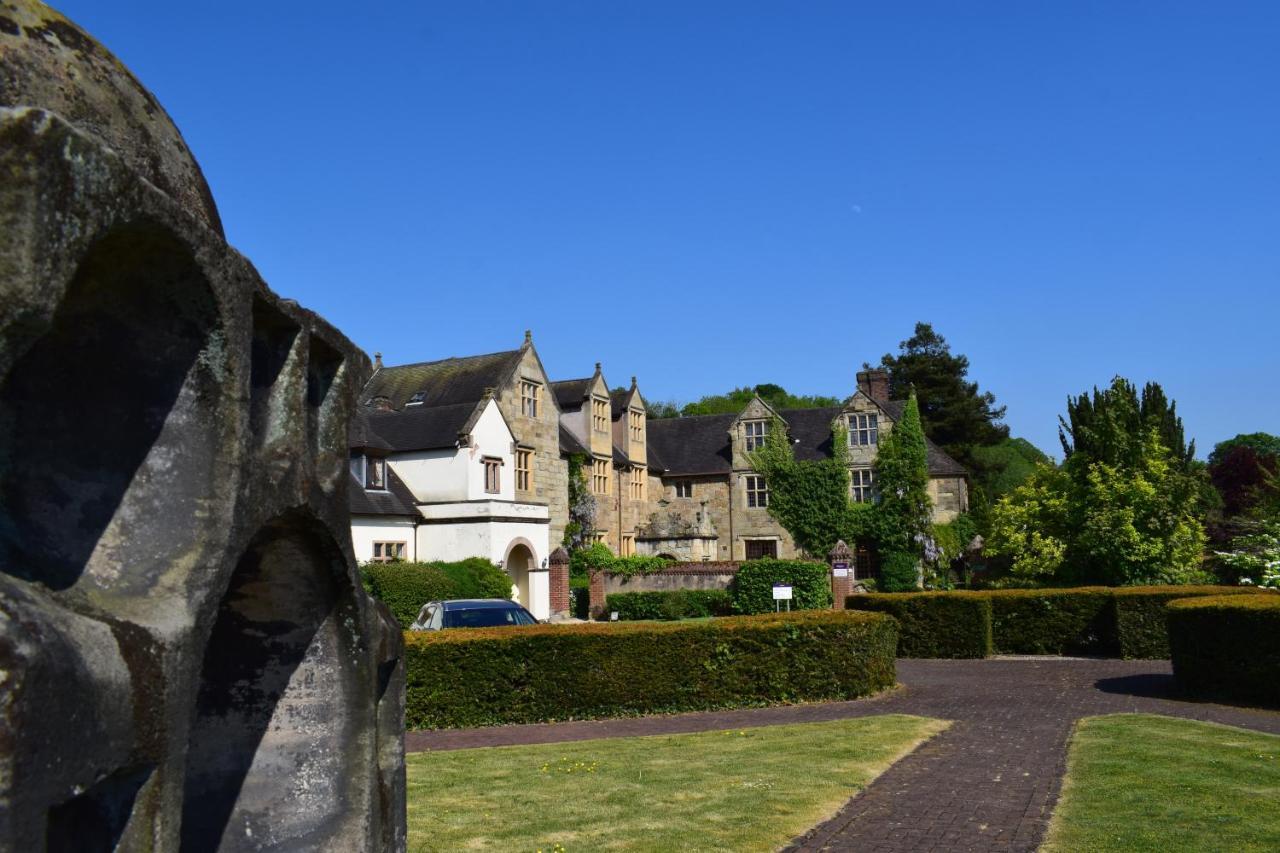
[0,2,406,849]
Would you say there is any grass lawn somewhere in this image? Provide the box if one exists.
[407,714,947,852]
[1043,714,1280,852]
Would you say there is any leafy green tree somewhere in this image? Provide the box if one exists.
[1208,433,1280,467]
[1059,377,1195,469]
[970,437,1052,500]
[645,399,682,419]
[1208,433,1280,521]
[989,378,1208,585]
[677,384,840,417]
[871,322,1008,468]
[872,393,933,556]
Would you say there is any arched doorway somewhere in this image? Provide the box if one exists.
[504,543,534,608]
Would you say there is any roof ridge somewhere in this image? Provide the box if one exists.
[378,348,521,372]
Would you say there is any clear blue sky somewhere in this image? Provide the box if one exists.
[56,1,1279,458]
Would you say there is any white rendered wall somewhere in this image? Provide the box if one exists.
[389,448,463,502]
[464,400,516,501]
[350,516,417,564]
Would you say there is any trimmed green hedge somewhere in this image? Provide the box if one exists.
[846,585,1261,659]
[362,558,512,627]
[733,559,832,614]
[1112,585,1262,659]
[987,588,1115,655]
[845,592,992,658]
[1169,594,1280,707]
[605,589,735,621]
[403,610,898,728]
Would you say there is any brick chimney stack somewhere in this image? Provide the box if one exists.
[856,368,891,403]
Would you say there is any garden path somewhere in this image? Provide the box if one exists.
[406,658,1280,852]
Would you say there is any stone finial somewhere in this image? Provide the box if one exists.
[524,329,533,345]
[828,539,852,561]
[482,386,496,399]
[631,375,637,388]
[373,351,383,369]
[594,361,602,373]
[549,547,570,566]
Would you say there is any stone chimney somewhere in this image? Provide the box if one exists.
[369,395,393,412]
[856,368,891,403]
[373,351,383,370]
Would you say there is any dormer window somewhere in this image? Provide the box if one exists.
[365,456,386,490]
[744,420,769,451]
[629,409,644,443]
[406,391,426,406]
[848,414,878,446]
[592,397,609,433]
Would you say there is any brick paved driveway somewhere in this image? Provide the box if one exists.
[406,658,1280,852]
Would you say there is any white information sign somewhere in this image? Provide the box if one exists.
[833,568,849,578]
[772,584,793,601]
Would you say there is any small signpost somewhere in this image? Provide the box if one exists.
[832,560,849,579]
[772,583,793,612]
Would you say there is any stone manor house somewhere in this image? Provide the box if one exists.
[347,333,969,611]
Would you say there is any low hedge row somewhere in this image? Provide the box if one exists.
[403,610,898,728]
[1169,594,1280,707]
[604,589,735,621]
[844,592,992,658]
[362,558,513,627]
[847,586,1261,659]
[732,559,832,614]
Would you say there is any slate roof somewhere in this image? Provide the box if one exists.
[646,413,737,475]
[351,402,479,453]
[559,424,589,456]
[645,403,969,478]
[350,410,392,452]
[551,378,592,411]
[348,467,417,517]
[610,388,630,419]
[362,349,522,410]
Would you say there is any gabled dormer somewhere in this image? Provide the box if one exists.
[730,395,786,470]
[610,376,646,468]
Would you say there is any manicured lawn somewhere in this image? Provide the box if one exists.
[1043,714,1280,852]
[407,714,947,852]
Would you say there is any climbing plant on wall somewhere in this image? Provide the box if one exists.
[563,453,596,551]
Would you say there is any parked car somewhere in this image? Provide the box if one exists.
[409,598,539,631]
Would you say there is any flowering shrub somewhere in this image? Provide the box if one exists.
[1219,522,1280,589]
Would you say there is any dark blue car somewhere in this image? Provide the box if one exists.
[409,598,539,631]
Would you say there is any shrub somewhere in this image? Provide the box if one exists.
[846,592,992,658]
[732,559,832,615]
[1168,594,1280,707]
[879,551,921,592]
[605,590,735,621]
[362,559,512,627]
[1111,585,1263,659]
[987,588,1114,655]
[570,543,671,578]
[403,610,898,728]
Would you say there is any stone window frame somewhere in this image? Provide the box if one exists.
[675,480,694,498]
[848,413,878,446]
[515,447,533,491]
[592,396,609,434]
[591,457,611,496]
[745,474,769,508]
[482,456,503,494]
[850,467,875,503]
[371,541,406,563]
[629,467,645,501]
[621,533,636,556]
[593,531,609,546]
[629,408,644,443]
[744,420,770,452]
[520,380,542,418]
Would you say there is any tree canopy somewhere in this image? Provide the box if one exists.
[989,376,1207,585]
[648,384,840,419]
[870,322,1008,467]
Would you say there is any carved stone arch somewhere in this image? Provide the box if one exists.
[0,219,225,593]
[181,511,371,852]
